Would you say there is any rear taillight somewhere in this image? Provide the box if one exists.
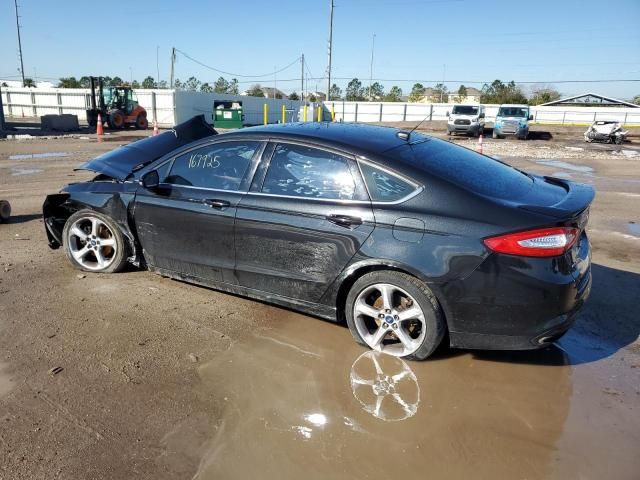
[483,227,579,257]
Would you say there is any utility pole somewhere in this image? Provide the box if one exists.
[170,48,176,88]
[14,0,25,87]
[368,33,376,100]
[440,64,446,103]
[326,0,334,103]
[301,54,304,101]
[156,46,160,85]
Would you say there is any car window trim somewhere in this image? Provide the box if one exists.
[253,139,369,202]
[157,139,267,193]
[355,156,423,205]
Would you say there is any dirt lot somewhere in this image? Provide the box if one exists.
[0,126,639,480]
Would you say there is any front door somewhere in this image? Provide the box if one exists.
[234,142,375,303]
[133,140,263,284]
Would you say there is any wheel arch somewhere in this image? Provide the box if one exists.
[329,259,449,329]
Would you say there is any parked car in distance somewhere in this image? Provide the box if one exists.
[43,116,593,360]
[446,105,485,137]
[584,120,627,144]
[493,104,533,140]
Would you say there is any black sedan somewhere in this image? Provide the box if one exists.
[43,116,593,360]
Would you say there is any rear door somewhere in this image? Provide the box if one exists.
[133,139,263,283]
[234,142,375,303]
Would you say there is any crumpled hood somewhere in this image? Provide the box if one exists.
[78,115,217,180]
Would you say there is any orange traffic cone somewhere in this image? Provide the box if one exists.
[153,121,159,136]
[96,113,104,137]
[476,134,483,154]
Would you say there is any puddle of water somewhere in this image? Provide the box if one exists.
[8,152,71,160]
[11,166,43,176]
[535,159,594,173]
[627,222,640,237]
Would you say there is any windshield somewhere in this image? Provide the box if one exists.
[498,107,528,118]
[452,106,478,115]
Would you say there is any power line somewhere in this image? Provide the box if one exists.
[174,48,301,78]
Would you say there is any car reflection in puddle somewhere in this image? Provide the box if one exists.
[350,350,419,422]
[163,314,582,480]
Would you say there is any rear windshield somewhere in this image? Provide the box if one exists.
[391,138,533,200]
[452,106,478,115]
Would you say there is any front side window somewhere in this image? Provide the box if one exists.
[262,144,356,200]
[360,163,415,202]
[165,141,259,190]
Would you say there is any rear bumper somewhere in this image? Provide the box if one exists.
[439,238,592,350]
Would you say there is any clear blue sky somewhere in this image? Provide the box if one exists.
[1,0,639,99]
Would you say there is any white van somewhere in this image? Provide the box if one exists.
[446,105,485,137]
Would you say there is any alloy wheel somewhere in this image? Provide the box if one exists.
[67,216,117,271]
[353,283,427,357]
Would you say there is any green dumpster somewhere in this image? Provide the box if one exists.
[213,101,244,129]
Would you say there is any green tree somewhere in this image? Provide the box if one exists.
[383,86,403,102]
[288,91,300,100]
[131,80,140,88]
[329,83,342,100]
[200,83,214,93]
[173,79,183,90]
[24,78,36,87]
[110,76,123,86]
[308,93,317,102]
[408,83,426,102]
[214,76,230,93]
[454,85,468,103]
[157,80,168,89]
[79,76,91,88]
[247,84,265,97]
[57,77,82,88]
[480,80,527,104]
[142,76,156,89]
[184,76,201,91]
[430,83,448,103]
[368,82,384,101]
[228,78,239,95]
[528,84,561,105]
[346,78,364,101]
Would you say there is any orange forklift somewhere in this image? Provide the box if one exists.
[86,76,148,129]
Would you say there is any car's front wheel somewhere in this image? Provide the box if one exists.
[345,271,446,360]
[62,210,128,273]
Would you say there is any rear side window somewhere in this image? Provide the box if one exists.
[262,144,356,200]
[393,138,533,200]
[359,163,415,202]
[166,141,259,190]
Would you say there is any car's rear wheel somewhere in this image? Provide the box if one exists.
[62,210,128,273]
[345,271,445,360]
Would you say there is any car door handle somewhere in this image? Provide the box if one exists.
[203,198,230,209]
[326,214,362,227]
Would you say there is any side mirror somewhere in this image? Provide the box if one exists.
[479,113,485,118]
[140,170,159,190]
[529,114,533,121]
[446,111,450,117]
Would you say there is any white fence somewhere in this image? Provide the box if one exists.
[323,101,640,126]
[3,87,639,128]
[1,87,303,128]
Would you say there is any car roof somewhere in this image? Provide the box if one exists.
[499,104,529,108]
[219,122,414,156]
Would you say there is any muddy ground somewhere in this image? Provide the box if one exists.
[0,127,639,480]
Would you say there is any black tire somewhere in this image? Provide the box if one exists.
[136,114,148,130]
[62,210,128,273]
[345,271,446,361]
[0,200,11,222]
[109,110,125,129]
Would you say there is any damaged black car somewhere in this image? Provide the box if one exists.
[43,115,593,360]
